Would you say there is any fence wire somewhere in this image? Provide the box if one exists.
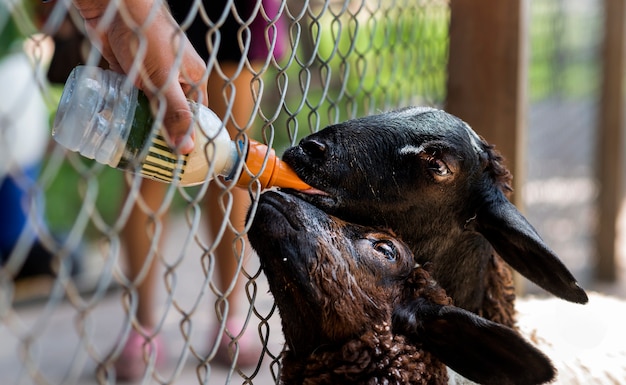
[0,1,449,384]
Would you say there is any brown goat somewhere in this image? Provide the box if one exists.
[282,107,587,328]
[248,190,555,385]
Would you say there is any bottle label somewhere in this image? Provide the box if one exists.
[118,132,188,183]
[117,91,189,183]
[139,133,188,182]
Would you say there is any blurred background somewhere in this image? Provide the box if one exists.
[0,0,624,384]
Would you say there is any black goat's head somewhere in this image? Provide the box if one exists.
[282,107,587,311]
[248,191,555,385]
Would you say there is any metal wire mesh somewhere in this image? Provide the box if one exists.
[0,1,449,384]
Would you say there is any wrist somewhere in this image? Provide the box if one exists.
[73,0,109,21]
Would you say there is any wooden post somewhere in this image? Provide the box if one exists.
[445,0,528,293]
[445,0,528,207]
[595,0,626,282]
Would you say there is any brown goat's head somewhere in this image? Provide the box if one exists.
[248,190,555,385]
[282,107,587,318]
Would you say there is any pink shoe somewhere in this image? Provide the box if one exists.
[114,329,165,381]
[213,317,263,368]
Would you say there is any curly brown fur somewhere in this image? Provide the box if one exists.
[482,142,513,198]
[480,255,516,326]
[281,323,448,385]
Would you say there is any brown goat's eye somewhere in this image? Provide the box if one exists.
[372,240,397,261]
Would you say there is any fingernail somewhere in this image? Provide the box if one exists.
[175,135,195,154]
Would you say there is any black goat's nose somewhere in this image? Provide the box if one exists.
[300,138,327,159]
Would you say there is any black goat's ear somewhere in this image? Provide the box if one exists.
[475,189,588,304]
[392,299,555,385]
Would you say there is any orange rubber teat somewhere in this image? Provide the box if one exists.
[235,139,311,190]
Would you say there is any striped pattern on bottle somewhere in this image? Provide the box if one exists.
[139,134,188,182]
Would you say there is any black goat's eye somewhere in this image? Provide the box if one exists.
[372,240,397,261]
[427,156,450,176]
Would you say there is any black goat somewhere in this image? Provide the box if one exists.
[248,190,555,385]
[282,107,587,327]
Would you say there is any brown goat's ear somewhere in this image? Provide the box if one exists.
[475,190,588,304]
[392,298,555,385]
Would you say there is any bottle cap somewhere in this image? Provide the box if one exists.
[52,66,137,166]
[237,139,310,190]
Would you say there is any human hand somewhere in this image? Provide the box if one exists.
[73,0,207,154]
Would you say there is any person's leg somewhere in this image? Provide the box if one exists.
[122,178,169,329]
[206,61,262,366]
[115,178,168,380]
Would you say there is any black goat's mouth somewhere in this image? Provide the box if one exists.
[298,186,329,196]
[282,186,339,210]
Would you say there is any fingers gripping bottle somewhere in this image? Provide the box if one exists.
[52,66,309,190]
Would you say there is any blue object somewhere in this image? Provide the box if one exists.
[0,166,39,262]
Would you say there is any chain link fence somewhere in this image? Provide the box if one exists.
[1,1,449,384]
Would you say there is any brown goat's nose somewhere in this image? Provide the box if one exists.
[300,138,327,159]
